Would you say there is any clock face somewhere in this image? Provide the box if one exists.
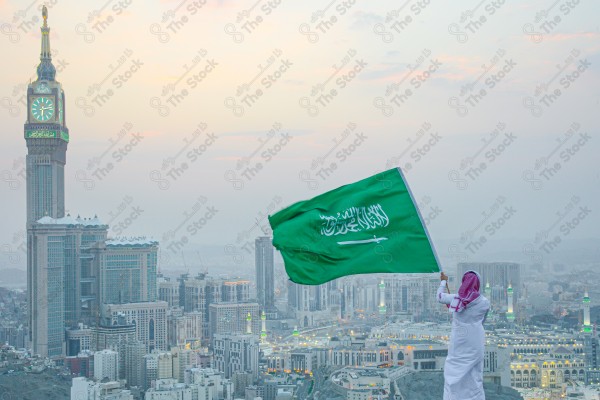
[31,96,55,122]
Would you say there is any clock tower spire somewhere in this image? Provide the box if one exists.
[25,5,69,225]
[37,5,56,81]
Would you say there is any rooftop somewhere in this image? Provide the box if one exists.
[36,214,106,227]
[106,237,158,246]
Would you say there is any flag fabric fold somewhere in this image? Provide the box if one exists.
[268,168,440,285]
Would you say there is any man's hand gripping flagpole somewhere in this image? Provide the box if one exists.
[441,271,450,294]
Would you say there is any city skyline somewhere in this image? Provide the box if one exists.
[0,0,598,278]
[0,3,599,398]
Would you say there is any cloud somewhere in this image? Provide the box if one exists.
[542,31,600,43]
[349,11,383,30]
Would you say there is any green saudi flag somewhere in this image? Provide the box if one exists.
[268,168,440,285]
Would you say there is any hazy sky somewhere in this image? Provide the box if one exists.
[1,0,598,273]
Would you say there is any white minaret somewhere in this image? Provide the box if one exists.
[293,325,299,347]
[378,279,386,315]
[246,312,252,334]
[261,310,267,341]
[506,283,515,322]
[583,290,592,333]
[484,281,492,314]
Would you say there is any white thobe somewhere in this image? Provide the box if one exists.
[437,280,490,400]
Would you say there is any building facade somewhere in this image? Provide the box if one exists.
[101,302,168,352]
[209,303,260,338]
[213,334,259,379]
[255,236,275,312]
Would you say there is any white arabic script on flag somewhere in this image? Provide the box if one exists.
[319,204,389,236]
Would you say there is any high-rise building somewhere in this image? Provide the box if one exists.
[24,7,161,359]
[66,324,92,356]
[95,238,158,306]
[101,302,168,352]
[255,236,275,312]
[288,280,334,327]
[25,6,70,359]
[92,317,136,380]
[171,311,203,347]
[71,377,134,400]
[185,368,234,400]
[180,274,251,342]
[158,276,180,308]
[213,333,259,379]
[125,340,147,389]
[144,351,174,389]
[181,274,220,341]
[222,279,251,303]
[28,216,109,357]
[94,349,119,382]
[24,6,68,226]
[209,303,260,337]
[384,275,448,320]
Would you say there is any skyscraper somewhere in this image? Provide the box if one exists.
[255,236,275,312]
[95,238,158,306]
[94,349,119,382]
[26,7,70,357]
[25,6,68,226]
[24,7,161,359]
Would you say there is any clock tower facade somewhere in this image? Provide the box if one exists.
[26,6,70,358]
[25,5,68,226]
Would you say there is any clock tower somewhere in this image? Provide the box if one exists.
[25,5,68,226]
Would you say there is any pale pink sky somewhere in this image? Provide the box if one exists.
[1,0,599,271]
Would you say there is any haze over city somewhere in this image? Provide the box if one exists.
[1,0,598,275]
[0,0,599,399]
